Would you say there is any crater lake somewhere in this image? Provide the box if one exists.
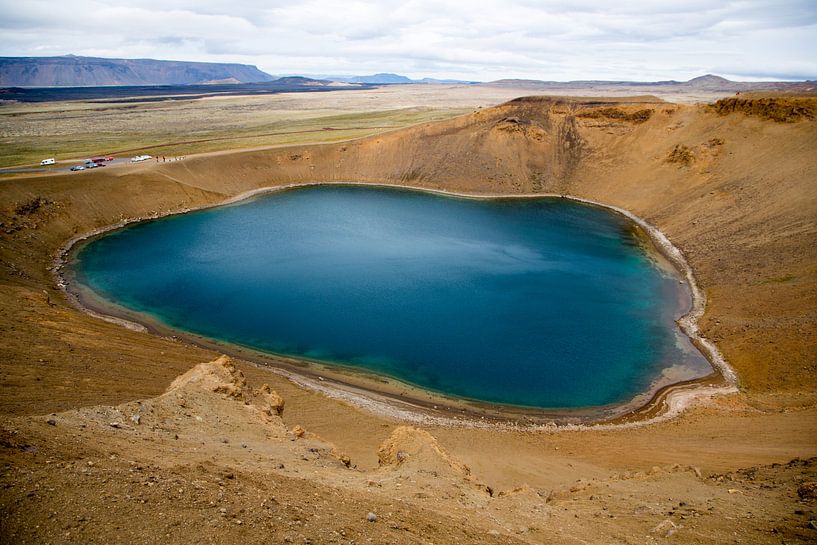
[70,185,713,410]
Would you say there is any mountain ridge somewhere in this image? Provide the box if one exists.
[0,55,275,87]
[305,72,477,84]
[3,55,813,91]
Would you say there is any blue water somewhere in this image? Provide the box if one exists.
[73,185,709,408]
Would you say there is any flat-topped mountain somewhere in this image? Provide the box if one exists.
[0,55,275,87]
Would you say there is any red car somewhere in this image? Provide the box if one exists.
[105,156,114,161]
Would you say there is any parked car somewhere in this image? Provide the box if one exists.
[83,161,98,168]
[70,165,85,171]
[40,158,56,166]
[104,156,115,161]
[130,155,152,162]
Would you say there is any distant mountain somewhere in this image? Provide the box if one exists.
[272,76,333,86]
[487,77,686,86]
[489,78,559,86]
[485,75,809,93]
[417,77,479,84]
[684,74,737,89]
[353,73,412,84]
[0,55,275,87]
[305,73,476,85]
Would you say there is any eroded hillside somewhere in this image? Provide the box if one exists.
[1,94,816,544]
[5,95,813,403]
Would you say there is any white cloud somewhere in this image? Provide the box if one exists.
[0,0,815,80]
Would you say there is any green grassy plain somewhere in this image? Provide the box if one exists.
[0,92,469,168]
[0,79,748,170]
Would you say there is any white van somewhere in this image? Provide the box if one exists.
[40,158,56,166]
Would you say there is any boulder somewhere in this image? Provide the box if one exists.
[166,356,247,399]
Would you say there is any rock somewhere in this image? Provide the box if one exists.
[809,520,817,530]
[130,414,141,425]
[377,426,468,477]
[42,289,55,307]
[340,455,352,468]
[109,422,122,429]
[797,482,817,501]
[46,419,56,426]
[166,356,247,399]
[292,425,305,438]
[569,481,588,493]
[259,383,285,416]
[366,512,377,522]
[651,519,678,537]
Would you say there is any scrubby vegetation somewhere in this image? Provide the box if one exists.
[666,144,694,165]
[576,107,654,123]
[13,196,50,216]
[710,97,817,122]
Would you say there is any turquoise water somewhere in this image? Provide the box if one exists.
[73,185,710,409]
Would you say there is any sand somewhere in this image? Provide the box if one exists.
[1,93,816,544]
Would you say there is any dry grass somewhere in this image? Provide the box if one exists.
[575,106,654,123]
[0,81,752,169]
[666,144,695,165]
[0,91,476,168]
[709,96,817,122]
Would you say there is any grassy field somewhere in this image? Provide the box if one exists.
[0,91,471,168]
[1,82,745,170]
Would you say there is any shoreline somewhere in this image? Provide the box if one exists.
[53,180,739,429]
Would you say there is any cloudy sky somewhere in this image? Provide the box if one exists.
[1,0,815,81]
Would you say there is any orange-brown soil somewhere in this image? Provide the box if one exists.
[1,95,816,544]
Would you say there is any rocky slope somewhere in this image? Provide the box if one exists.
[0,94,816,543]
[132,95,816,398]
[2,356,815,544]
